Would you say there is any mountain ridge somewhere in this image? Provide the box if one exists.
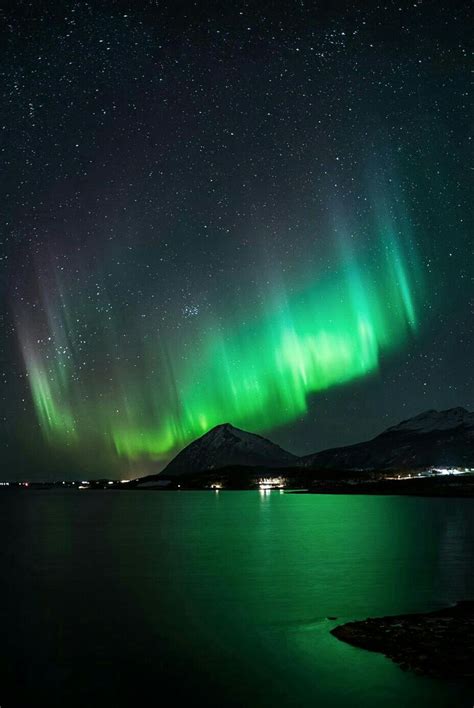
[301,406,474,471]
[138,407,474,482]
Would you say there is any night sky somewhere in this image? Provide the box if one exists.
[1,0,472,479]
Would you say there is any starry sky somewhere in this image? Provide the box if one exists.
[0,0,472,479]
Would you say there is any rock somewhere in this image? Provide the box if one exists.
[330,601,474,680]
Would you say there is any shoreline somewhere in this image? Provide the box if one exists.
[2,474,474,497]
[331,601,474,680]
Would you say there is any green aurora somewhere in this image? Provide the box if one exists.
[16,198,423,464]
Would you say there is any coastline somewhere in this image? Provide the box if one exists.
[331,602,474,680]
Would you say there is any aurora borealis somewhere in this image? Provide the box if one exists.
[16,194,422,462]
[1,1,471,478]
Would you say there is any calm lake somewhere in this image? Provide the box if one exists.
[1,490,473,707]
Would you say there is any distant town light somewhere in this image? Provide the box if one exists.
[258,477,285,490]
[387,467,470,481]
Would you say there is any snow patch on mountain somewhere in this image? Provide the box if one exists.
[386,407,474,434]
[161,423,297,476]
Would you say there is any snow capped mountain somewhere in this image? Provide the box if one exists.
[301,407,474,471]
[160,423,298,476]
[385,407,474,434]
[136,407,474,485]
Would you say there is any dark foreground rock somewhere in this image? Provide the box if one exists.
[331,601,474,679]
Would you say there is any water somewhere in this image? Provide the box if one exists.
[1,490,473,707]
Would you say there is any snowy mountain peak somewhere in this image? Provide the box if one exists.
[202,422,242,438]
[161,423,297,476]
[385,407,474,435]
[301,406,474,471]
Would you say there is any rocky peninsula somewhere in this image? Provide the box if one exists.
[331,601,474,679]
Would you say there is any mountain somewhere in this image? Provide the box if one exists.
[135,407,474,486]
[301,407,474,471]
[384,407,474,434]
[157,423,298,477]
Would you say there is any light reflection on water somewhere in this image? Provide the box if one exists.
[0,490,473,707]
